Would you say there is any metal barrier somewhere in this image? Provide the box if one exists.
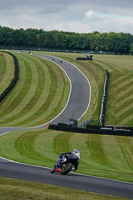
[48,123,133,137]
[100,69,109,126]
[0,51,19,102]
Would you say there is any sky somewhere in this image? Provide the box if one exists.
[0,0,133,34]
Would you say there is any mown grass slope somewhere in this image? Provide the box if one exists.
[0,52,70,127]
[94,54,133,126]
[0,51,15,96]
[0,129,133,183]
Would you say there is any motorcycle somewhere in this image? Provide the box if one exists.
[50,154,78,175]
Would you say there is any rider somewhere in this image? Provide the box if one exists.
[56,149,80,171]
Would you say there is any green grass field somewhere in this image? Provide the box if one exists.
[0,129,133,183]
[0,52,70,127]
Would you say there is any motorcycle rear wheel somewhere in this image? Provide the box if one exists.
[61,163,73,175]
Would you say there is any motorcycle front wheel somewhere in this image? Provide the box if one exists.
[50,165,56,173]
[61,163,73,175]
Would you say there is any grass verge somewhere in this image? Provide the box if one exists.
[0,177,129,200]
[0,129,133,183]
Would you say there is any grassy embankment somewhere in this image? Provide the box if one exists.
[0,51,15,96]
[93,54,133,126]
[0,52,70,127]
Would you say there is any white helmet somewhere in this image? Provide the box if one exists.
[73,149,80,160]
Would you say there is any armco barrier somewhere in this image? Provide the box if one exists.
[100,69,110,126]
[48,123,133,137]
[0,51,19,102]
[86,125,133,136]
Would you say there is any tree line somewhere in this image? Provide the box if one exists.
[0,26,133,54]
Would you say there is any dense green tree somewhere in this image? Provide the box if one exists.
[0,26,133,54]
[0,26,13,45]
[130,43,133,54]
[13,29,25,46]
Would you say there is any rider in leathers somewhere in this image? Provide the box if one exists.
[56,149,80,171]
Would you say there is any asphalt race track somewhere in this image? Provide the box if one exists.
[0,160,133,199]
[39,54,91,126]
[0,54,133,199]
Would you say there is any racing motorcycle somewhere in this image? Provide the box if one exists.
[50,153,79,175]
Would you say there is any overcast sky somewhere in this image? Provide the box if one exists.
[1,0,133,34]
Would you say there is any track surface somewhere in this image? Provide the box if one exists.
[0,54,133,199]
[0,160,133,199]
[40,54,91,125]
